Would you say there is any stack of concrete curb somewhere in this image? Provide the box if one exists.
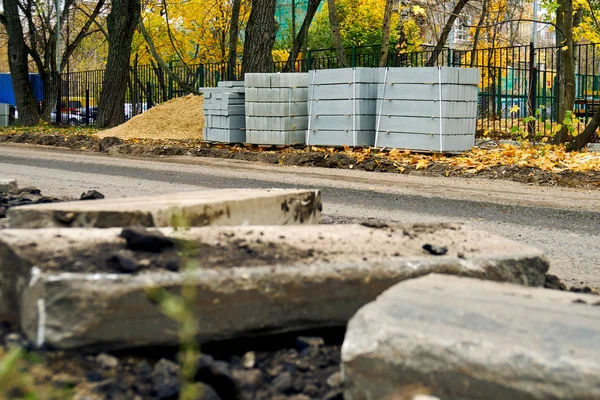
[245,73,309,145]
[375,67,480,152]
[307,68,378,147]
[202,81,246,143]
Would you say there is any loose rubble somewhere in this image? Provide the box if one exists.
[0,181,65,226]
[0,323,344,400]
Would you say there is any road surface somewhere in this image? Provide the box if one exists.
[1,143,599,290]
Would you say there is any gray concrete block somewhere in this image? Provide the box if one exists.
[377,115,477,135]
[310,99,377,116]
[201,87,245,96]
[0,223,548,349]
[246,116,309,131]
[245,88,309,102]
[342,273,600,400]
[5,189,322,229]
[269,73,309,88]
[244,73,272,88]
[306,129,375,147]
[311,84,378,101]
[203,105,246,117]
[246,130,306,145]
[377,99,478,119]
[309,114,375,131]
[378,83,478,102]
[217,81,245,88]
[206,115,246,130]
[245,102,308,117]
[202,106,245,116]
[245,73,308,89]
[309,68,378,85]
[459,67,481,85]
[375,131,475,152]
[204,127,246,144]
[379,67,480,85]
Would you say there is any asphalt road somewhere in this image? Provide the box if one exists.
[1,143,599,290]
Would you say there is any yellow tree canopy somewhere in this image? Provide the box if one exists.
[133,0,251,65]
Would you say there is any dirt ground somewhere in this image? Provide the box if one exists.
[1,131,599,190]
[97,95,205,141]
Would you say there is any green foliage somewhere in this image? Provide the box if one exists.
[510,107,579,143]
[147,212,203,400]
[308,0,400,49]
[0,347,73,399]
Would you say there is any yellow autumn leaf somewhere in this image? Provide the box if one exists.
[412,5,426,15]
[509,105,520,114]
[415,159,430,170]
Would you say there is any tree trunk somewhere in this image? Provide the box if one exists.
[379,0,394,67]
[242,0,278,74]
[469,0,488,67]
[227,0,242,80]
[96,0,141,128]
[283,0,322,72]
[571,105,600,150]
[2,0,39,125]
[328,0,347,67]
[553,0,576,144]
[425,0,469,67]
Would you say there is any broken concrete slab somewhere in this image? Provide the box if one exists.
[342,274,600,400]
[0,223,548,350]
[0,178,17,193]
[5,189,322,228]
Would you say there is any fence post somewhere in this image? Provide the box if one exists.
[496,68,502,117]
[85,89,90,125]
[168,61,173,99]
[351,46,356,68]
[307,49,312,72]
[555,48,561,122]
[56,75,62,124]
[199,65,205,88]
[147,82,153,110]
[527,42,537,135]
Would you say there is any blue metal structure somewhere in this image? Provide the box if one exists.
[0,73,44,106]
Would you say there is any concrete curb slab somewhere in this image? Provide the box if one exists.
[0,224,548,350]
[342,274,600,400]
[6,189,322,228]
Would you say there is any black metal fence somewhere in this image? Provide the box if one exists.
[59,42,600,140]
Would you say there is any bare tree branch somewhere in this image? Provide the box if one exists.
[138,20,201,95]
[464,18,563,37]
[76,3,109,40]
[62,0,107,70]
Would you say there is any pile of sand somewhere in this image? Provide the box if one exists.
[97,94,205,140]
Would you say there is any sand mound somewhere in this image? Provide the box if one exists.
[97,94,204,140]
